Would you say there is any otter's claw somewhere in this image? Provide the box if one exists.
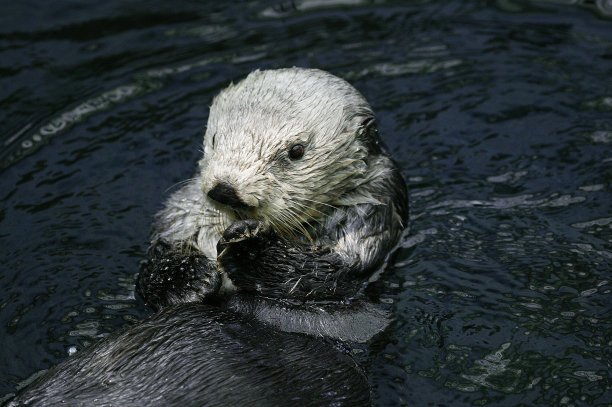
[217,219,269,256]
[224,219,265,242]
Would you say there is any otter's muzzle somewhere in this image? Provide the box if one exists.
[207,181,252,209]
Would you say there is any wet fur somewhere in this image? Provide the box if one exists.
[4,68,408,406]
[5,305,370,407]
[141,68,408,307]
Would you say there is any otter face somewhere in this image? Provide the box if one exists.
[198,68,378,239]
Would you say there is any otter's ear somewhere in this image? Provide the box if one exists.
[357,116,384,155]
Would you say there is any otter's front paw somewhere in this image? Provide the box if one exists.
[217,219,269,255]
[137,241,221,310]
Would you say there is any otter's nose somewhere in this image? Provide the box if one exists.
[207,181,251,209]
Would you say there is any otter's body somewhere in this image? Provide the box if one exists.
[5,305,370,407]
[139,67,408,310]
[5,68,408,406]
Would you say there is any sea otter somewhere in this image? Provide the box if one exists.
[137,68,408,326]
[3,68,408,406]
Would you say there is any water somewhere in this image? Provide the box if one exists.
[1,1,611,405]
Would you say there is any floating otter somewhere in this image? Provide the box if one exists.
[139,67,408,315]
[4,68,408,406]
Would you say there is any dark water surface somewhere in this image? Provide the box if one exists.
[1,0,611,405]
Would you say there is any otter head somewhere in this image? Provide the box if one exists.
[199,68,383,239]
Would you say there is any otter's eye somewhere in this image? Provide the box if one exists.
[289,144,305,160]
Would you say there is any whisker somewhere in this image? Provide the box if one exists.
[291,200,325,217]
[301,197,341,211]
[290,201,326,224]
[281,207,314,245]
[165,177,199,194]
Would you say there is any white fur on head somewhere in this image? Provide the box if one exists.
[199,68,381,237]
